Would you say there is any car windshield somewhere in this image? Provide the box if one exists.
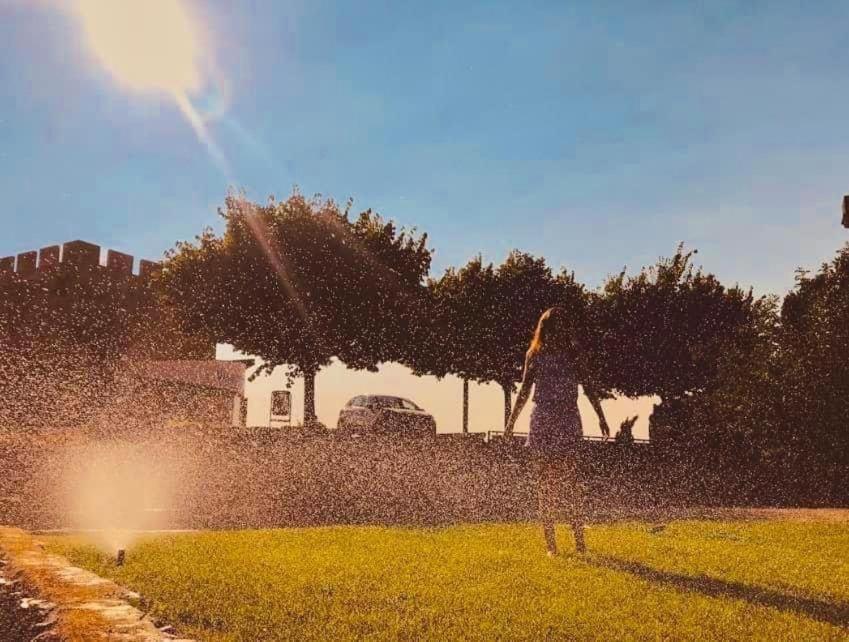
[368,396,402,409]
[355,396,422,410]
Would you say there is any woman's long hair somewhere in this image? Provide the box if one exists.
[528,306,581,355]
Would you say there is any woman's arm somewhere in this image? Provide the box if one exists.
[584,385,611,439]
[505,353,535,437]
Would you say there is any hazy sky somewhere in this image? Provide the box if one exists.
[2,1,847,433]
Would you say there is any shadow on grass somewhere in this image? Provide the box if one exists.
[588,554,849,629]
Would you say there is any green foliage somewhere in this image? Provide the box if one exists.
[588,246,791,498]
[413,251,584,424]
[495,252,585,390]
[162,191,432,419]
[416,256,499,381]
[46,518,849,641]
[778,243,849,497]
[419,252,583,385]
[594,246,770,401]
[415,244,777,433]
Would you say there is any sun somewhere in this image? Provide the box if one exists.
[72,0,231,174]
[75,0,202,95]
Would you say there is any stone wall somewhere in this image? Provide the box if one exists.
[0,240,217,427]
[0,239,213,361]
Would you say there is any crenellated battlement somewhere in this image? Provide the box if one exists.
[0,240,160,279]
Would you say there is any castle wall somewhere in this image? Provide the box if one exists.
[1,239,212,361]
[2,239,160,280]
[0,240,220,427]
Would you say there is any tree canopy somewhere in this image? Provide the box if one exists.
[593,246,765,401]
[161,191,432,422]
[777,244,849,499]
[412,251,585,426]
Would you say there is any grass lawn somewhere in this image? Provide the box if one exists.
[44,518,849,641]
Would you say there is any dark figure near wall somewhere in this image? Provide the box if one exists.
[616,416,638,446]
[505,306,611,556]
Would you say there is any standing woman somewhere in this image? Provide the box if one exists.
[505,306,611,555]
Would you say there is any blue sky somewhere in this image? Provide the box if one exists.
[2,0,847,297]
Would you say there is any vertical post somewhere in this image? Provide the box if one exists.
[462,378,469,434]
[842,195,849,228]
[303,369,316,425]
[240,397,248,427]
[503,383,511,428]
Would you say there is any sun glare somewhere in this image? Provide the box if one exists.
[75,0,202,95]
[73,0,232,174]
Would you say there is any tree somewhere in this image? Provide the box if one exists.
[410,257,500,432]
[594,246,783,501]
[161,191,432,424]
[412,251,584,428]
[778,243,849,504]
[593,246,763,402]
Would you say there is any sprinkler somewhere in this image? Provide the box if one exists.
[116,549,125,566]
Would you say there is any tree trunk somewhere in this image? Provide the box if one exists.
[502,383,512,428]
[303,369,317,425]
[462,378,469,434]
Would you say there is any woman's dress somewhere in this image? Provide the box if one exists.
[527,350,582,455]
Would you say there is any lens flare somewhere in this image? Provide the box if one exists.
[174,91,230,175]
[233,197,310,323]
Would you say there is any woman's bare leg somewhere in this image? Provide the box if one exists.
[543,519,558,555]
[568,453,587,553]
[535,457,559,555]
[538,453,587,555]
[571,520,586,553]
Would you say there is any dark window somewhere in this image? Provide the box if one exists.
[369,396,402,409]
[400,399,419,411]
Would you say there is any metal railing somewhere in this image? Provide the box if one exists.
[485,430,650,445]
[486,430,528,441]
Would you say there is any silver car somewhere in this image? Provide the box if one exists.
[337,395,436,436]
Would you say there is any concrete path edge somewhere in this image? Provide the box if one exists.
[0,527,192,641]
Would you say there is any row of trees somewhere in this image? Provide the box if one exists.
[413,253,586,426]
[160,190,849,503]
[160,191,769,435]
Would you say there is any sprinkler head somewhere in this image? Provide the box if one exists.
[116,549,125,566]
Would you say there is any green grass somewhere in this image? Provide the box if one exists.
[45,519,849,641]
